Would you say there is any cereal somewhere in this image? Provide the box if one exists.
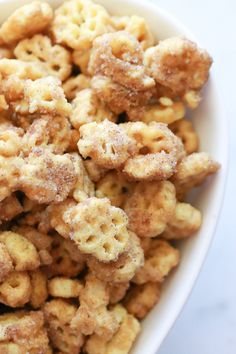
[183,90,201,109]
[30,270,48,309]
[48,199,77,238]
[0,271,31,307]
[0,195,23,223]
[0,156,21,201]
[72,48,92,75]
[0,243,13,282]
[0,2,53,44]
[84,159,108,182]
[48,277,83,298]
[63,74,91,101]
[0,116,24,157]
[124,181,176,237]
[170,118,199,154]
[108,282,130,304]
[0,58,47,80]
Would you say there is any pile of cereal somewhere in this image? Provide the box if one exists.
[0,1,220,353]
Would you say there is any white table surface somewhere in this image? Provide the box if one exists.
[147,0,236,353]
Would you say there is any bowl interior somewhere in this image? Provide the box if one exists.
[0,0,228,353]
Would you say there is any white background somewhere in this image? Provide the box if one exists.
[147,0,236,353]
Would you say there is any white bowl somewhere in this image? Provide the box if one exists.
[0,0,228,353]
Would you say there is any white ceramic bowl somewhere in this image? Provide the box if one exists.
[0,0,228,353]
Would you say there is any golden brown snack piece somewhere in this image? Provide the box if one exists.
[0,271,31,307]
[0,195,23,223]
[0,2,53,45]
[0,243,13,282]
[85,304,141,354]
[78,120,137,169]
[87,231,144,283]
[44,299,84,354]
[0,310,50,353]
[96,171,135,208]
[63,74,91,101]
[72,48,91,75]
[124,181,176,238]
[84,159,108,182]
[71,273,119,340]
[30,270,48,309]
[182,90,201,109]
[51,0,111,51]
[48,277,83,298]
[19,150,77,204]
[70,88,116,130]
[121,121,185,181]
[48,199,76,239]
[171,152,220,200]
[144,37,212,95]
[67,129,81,152]
[0,46,13,59]
[14,35,72,82]
[124,282,161,319]
[0,117,24,157]
[0,58,47,81]
[63,197,130,262]
[0,156,21,202]
[108,282,130,304]
[170,118,199,154]
[133,239,180,284]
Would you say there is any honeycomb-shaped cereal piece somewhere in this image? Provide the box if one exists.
[0,58,47,80]
[63,74,91,101]
[108,282,130,304]
[84,159,108,182]
[169,119,199,155]
[43,299,84,354]
[0,156,21,202]
[30,270,48,309]
[0,2,53,45]
[0,117,24,157]
[124,282,161,319]
[0,243,13,282]
[14,35,72,81]
[85,304,140,354]
[144,37,212,95]
[96,171,135,207]
[0,195,23,223]
[133,240,180,284]
[0,271,31,307]
[71,273,119,340]
[163,202,202,240]
[87,231,144,283]
[89,31,155,91]
[70,88,116,130]
[121,121,185,181]
[78,120,137,169]
[63,197,129,262]
[19,150,77,204]
[124,181,176,237]
[48,277,83,298]
[51,0,111,51]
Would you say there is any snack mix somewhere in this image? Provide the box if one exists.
[0,1,220,353]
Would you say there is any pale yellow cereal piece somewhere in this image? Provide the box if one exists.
[14,35,72,81]
[48,277,83,298]
[70,88,116,130]
[0,117,24,157]
[51,0,111,50]
[84,159,108,182]
[30,270,48,309]
[0,2,53,45]
[63,197,129,262]
[43,299,84,354]
[124,181,176,238]
[133,240,180,284]
[0,271,31,308]
[108,282,130,304]
[72,48,91,75]
[144,37,212,95]
[0,195,23,222]
[169,119,199,155]
[63,74,91,101]
[183,90,201,109]
[163,202,202,239]
[124,282,161,319]
[0,243,13,282]
[0,58,47,80]
[78,120,137,169]
[0,156,21,201]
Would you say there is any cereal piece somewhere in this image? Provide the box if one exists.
[169,119,199,155]
[124,181,176,237]
[0,58,47,80]
[121,121,185,181]
[124,282,161,319]
[0,310,50,353]
[23,116,72,155]
[144,37,212,95]
[89,31,155,91]
[0,195,23,222]
[44,299,84,354]
[163,202,202,240]
[51,0,111,51]
[48,199,77,238]
[0,46,13,59]
[67,129,81,152]
[91,75,153,114]
[30,270,48,309]
[19,150,77,204]
[96,171,135,207]
[0,271,31,307]
[0,156,21,201]
[0,95,8,112]
[71,273,119,340]
[0,117,24,157]
[78,120,137,169]
[72,48,91,75]
[87,231,144,283]
[0,231,40,271]
[183,90,201,109]
[48,277,83,298]
[0,2,53,45]
[133,240,180,284]
[84,159,108,182]
[63,74,91,101]
[85,304,140,354]
[171,152,220,199]
[14,35,72,82]
[63,197,129,262]
[0,243,13,282]
[108,282,130,304]
[70,88,116,130]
